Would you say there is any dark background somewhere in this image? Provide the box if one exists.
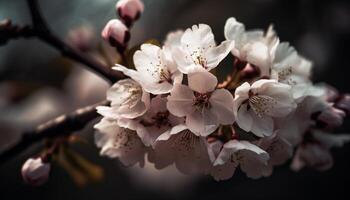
[0,0,350,199]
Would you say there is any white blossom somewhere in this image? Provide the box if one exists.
[149,127,212,175]
[114,44,183,94]
[167,70,235,136]
[172,24,234,74]
[224,17,279,76]
[118,95,185,146]
[94,118,147,167]
[234,79,296,137]
[96,78,150,120]
[210,139,270,180]
[21,157,51,186]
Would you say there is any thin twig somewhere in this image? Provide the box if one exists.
[0,101,108,165]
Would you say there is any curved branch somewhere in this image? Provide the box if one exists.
[25,0,123,83]
[0,101,107,165]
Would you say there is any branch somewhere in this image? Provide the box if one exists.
[0,19,35,45]
[0,101,108,165]
[26,0,124,83]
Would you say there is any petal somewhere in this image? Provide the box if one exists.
[167,84,195,117]
[210,161,237,181]
[224,17,245,42]
[188,70,217,93]
[250,111,274,137]
[172,47,202,74]
[210,89,235,124]
[181,24,215,50]
[235,104,253,132]
[186,109,218,136]
[205,40,235,70]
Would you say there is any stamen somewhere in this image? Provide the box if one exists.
[248,94,277,117]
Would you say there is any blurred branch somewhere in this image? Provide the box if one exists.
[0,19,36,45]
[0,100,108,165]
[26,0,123,83]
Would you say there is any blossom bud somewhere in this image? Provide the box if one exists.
[116,0,144,27]
[317,107,346,128]
[335,94,350,115]
[240,63,260,79]
[21,157,51,186]
[101,19,130,52]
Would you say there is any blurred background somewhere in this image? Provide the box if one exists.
[0,0,350,199]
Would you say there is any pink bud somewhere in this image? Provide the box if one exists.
[116,0,144,26]
[317,106,346,128]
[21,157,51,186]
[101,19,130,51]
[336,94,350,115]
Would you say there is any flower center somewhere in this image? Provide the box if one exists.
[193,92,211,110]
[140,111,171,128]
[186,45,209,69]
[113,128,137,151]
[248,94,277,117]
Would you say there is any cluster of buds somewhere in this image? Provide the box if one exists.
[101,0,144,54]
[95,11,350,181]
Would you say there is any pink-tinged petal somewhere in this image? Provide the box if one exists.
[167,84,195,117]
[210,89,235,124]
[94,118,146,166]
[250,111,274,137]
[234,82,250,104]
[186,109,218,136]
[235,104,253,132]
[239,149,270,179]
[205,40,235,70]
[181,24,215,50]
[210,161,237,181]
[188,71,217,93]
[113,65,140,82]
[250,79,277,94]
[172,47,202,74]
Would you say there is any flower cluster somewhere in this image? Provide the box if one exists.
[95,9,350,180]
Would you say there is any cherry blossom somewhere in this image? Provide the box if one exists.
[210,139,270,180]
[233,79,296,137]
[149,127,212,175]
[114,44,183,94]
[172,24,234,74]
[21,157,51,186]
[167,70,235,136]
[118,96,185,146]
[94,118,147,167]
[224,17,279,77]
[96,78,150,120]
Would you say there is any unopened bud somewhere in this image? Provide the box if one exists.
[116,0,144,27]
[335,94,350,115]
[317,106,346,128]
[21,157,51,186]
[101,19,130,52]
